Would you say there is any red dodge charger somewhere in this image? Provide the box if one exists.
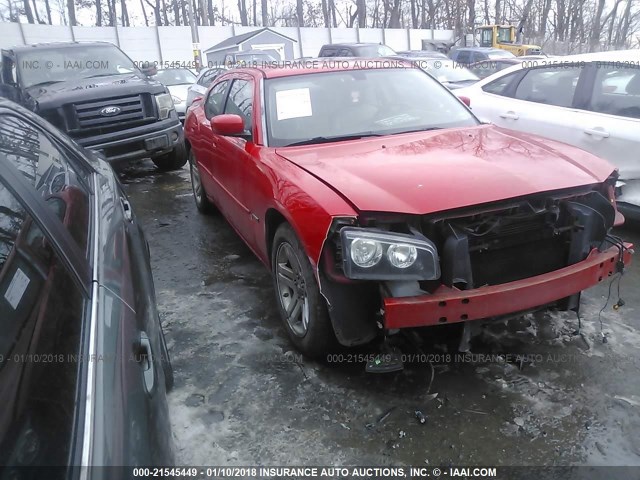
[184,61,632,358]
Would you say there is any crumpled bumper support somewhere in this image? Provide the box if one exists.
[383,243,633,329]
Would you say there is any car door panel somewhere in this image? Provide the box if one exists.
[191,79,231,212]
[213,76,257,243]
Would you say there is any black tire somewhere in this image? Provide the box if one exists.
[188,150,215,214]
[271,223,337,358]
[158,322,175,392]
[152,141,188,171]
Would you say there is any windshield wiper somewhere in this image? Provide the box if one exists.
[395,127,443,135]
[83,73,128,79]
[28,80,64,88]
[283,132,384,147]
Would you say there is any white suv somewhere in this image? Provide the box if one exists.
[456,50,640,219]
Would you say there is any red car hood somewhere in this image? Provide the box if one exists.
[275,125,615,215]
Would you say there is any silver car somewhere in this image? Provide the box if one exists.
[186,67,227,110]
[152,68,197,122]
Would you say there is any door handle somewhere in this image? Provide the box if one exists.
[120,197,133,222]
[584,128,610,138]
[138,332,156,394]
[499,111,519,120]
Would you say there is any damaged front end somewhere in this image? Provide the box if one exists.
[319,185,633,346]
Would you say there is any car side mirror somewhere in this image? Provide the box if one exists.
[457,95,471,107]
[210,114,246,136]
[141,65,158,76]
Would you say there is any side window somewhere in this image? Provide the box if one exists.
[0,178,87,467]
[198,69,216,86]
[588,65,640,119]
[224,79,254,134]
[514,66,582,108]
[482,71,520,96]
[204,80,229,119]
[480,29,493,47]
[0,115,90,254]
[320,48,338,57]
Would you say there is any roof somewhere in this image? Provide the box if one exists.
[322,43,383,48]
[7,41,114,53]
[455,47,508,52]
[204,28,297,53]
[556,48,640,62]
[472,48,640,86]
[220,58,415,79]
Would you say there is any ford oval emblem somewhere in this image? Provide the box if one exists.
[100,106,121,116]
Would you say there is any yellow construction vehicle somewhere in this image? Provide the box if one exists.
[476,25,542,56]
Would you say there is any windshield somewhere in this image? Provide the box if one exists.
[487,49,516,59]
[265,68,477,147]
[235,52,277,64]
[17,44,139,88]
[421,60,479,83]
[358,45,397,57]
[152,68,196,86]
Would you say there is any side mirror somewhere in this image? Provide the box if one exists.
[192,96,203,104]
[457,95,471,107]
[210,114,245,136]
[141,65,158,76]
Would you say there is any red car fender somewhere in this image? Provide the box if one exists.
[257,150,358,278]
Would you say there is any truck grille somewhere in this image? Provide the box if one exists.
[67,94,156,138]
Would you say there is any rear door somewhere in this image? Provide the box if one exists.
[572,62,640,207]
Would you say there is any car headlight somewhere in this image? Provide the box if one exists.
[155,93,175,119]
[171,95,183,104]
[340,227,440,280]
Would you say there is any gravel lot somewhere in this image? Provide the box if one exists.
[120,161,640,468]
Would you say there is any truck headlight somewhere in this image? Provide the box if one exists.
[171,95,183,104]
[340,228,440,280]
[155,93,175,119]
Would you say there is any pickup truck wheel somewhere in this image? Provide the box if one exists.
[189,151,215,214]
[271,223,337,358]
[153,142,187,171]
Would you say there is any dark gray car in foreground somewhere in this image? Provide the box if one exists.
[0,99,174,477]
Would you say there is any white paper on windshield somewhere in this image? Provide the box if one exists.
[276,88,312,120]
[4,268,30,310]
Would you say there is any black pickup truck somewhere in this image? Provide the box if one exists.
[0,41,186,170]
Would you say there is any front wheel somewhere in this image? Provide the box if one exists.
[152,141,187,171]
[271,223,337,358]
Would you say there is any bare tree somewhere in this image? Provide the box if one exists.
[296,0,303,25]
[22,0,34,22]
[43,0,52,23]
[200,0,208,25]
[139,0,149,25]
[67,0,76,25]
[237,0,248,24]
[120,0,129,25]
[144,0,161,25]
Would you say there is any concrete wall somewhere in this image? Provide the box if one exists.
[0,22,455,63]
